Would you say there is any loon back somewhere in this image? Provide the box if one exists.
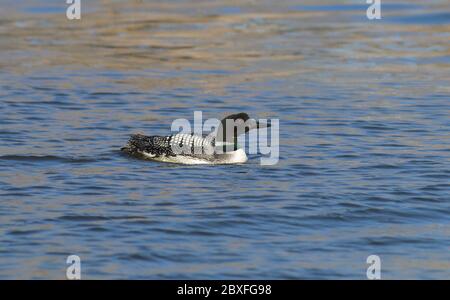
[121,133,247,164]
[121,133,215,158]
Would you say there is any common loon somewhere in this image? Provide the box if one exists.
[121,113,269,165]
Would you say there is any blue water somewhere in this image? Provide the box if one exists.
[0,0,449,279]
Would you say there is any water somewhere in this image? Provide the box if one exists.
[0,0,449,279]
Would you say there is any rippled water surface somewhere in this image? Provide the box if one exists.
[0,0,449,279]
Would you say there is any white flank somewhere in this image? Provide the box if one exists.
[140,148,248,165]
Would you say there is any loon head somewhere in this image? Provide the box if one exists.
[214,112,270,151]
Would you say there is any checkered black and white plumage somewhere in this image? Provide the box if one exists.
[121,133,216,158]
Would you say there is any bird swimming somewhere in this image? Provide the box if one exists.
[121,113,270,165]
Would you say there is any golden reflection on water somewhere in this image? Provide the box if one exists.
[1,0,448,95]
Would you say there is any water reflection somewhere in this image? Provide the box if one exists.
[0,0,449,279]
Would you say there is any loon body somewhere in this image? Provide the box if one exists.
[121,113,267,165]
